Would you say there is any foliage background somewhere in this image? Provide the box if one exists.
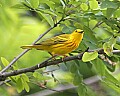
[0,0,120,96]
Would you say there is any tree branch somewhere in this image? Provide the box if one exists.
[0,18,64,74]
[0,79,11,86]
[0,49,120,81]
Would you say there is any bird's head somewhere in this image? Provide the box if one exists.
[73,29,84,34]
[71,29,84,39]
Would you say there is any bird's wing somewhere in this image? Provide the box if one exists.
[35,34,70,46]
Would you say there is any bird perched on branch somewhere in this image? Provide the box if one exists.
[21,29,84,57]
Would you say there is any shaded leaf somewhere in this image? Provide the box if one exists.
[92,58,105,76]
[101,1,118,9]
[73,70,83,85]
[38,12,54,27]
[106,8,116,18]
[70,63,78,73]
[77,83,87,96]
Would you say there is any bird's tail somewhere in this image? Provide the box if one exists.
[21,45,43,50]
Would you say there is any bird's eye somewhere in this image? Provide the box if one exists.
[75,30,77,32]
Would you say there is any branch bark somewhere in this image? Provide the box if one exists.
[0,49,120,81]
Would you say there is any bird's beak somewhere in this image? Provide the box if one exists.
[79,30,84,33]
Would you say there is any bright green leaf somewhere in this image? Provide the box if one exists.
[16,78,23,93]
[1,57,9,67]
[80,3,88,11]
[82,51,98,62]
[89,0,98,10]
[22,74,29,82]
[29,0,39,8]
[23,81,30,92]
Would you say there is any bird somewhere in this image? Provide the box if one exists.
[21,29,84,57]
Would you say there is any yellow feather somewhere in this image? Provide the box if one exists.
[21,29,84,56]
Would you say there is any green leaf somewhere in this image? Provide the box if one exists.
[106,8,116,18]
[1,57,9,67]
[73,70,83,85]
[70,63,78,73]
[104,70,119,84]
[16,78,23,93]
[103,37,116,56]
[83,26,98,45]
[29,0,39,8]
[81,0,87,3]
[33,71,45,80]
[5,82,11,86]
[22,74,29,82]
[82,51,98,62]
[77,83,87,96]
[42,9,57,16]
[12,64,18,70]
[114,9,120,18]
[103,42,112,56]
[80,3,88,11]
[23,80,30,92]
[38,12,54,27]
[89,0,98,10]
[11,3,29,9]
[101,1,118,9]
[92,58,105,76]
[103,81,120,94]
[0,65,2,70]
[114,44,120,50]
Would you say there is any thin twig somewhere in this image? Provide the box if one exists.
[0,49,120,81]
[92,21,103,30]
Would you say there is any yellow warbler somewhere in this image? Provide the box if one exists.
[21,29,84,56]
